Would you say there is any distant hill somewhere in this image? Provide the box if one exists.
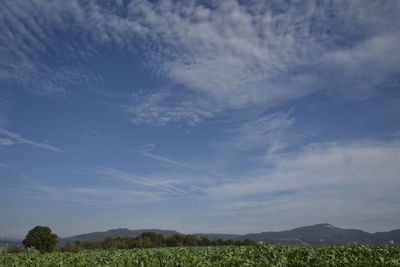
[58,228,180,246]
[193,233,242,240]
[58,224,399,246]
[239,224,384,245]
[0,238,22,243]
[374,229,400,243]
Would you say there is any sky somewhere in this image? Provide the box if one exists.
[0,0,400,239]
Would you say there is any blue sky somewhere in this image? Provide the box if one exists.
[1,0,400,239]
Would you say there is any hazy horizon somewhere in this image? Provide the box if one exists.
[1,0,400,239]
[3,222,399,241]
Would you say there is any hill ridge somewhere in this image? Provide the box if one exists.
[58,224,400,246]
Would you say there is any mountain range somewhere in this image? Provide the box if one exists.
[58,224,399,246]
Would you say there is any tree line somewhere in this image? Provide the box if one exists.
[62,232,257,252]
[12,226,257,253]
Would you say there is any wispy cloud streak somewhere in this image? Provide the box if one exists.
[0,162,10,169]
[89,165,188,195]
[138,151,200,170]
[11,177,169,208]
[0,128,63,153]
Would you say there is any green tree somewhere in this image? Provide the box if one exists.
[61,241,73,252]
[23,226,58,253]
[140,232,165,247]
[138,236,152,248]
[224,239,235,246]
[183,235,200,246]
[242,239,256,246]
[166,234,184,247]
[200,236,211,246]
[74,240,81,248]
[213,238,226,246]
[234,240,244,246]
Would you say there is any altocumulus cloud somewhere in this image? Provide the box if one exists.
[1,0,399,124]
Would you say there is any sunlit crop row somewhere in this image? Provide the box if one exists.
[1,243,399,266]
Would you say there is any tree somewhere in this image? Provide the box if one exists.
[138,236,152,248]
[23,226,58,253]
[213,238,225,246]
[183,235,200,246]
[140,232,166,247]
[234,240,244,246]
[200,236,211,246]
[74,240,81,248]
[61,241,73,252]
[166,234,184,247]
[243,239,256,246]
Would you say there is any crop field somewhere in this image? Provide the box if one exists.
[1,244,400,266]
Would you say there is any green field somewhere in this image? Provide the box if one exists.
[1,244,399,266]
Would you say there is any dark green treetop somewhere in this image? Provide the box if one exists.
[23,226,58,253]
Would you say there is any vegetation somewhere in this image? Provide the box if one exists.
[5,228,398,265]
[5,247,24,254]
[23,226,58,253]
[60,232,257,252]
[1,243,399,266]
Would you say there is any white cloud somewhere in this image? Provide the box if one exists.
[319,33,400,100]
[0,138,17,146]
[0,128,63,153]
[0,90,9,128]
[226,110,293,152]
[208,109,298,170]
[89,165,189,196]
[208,142,400,198]
[85,129,98,136]
[123,89,214,125]
[12,184,167,208]
[123,0,400,122]
[0,162,10,169]
[2,0,398,124]
[135,150,224,179]
[12,173,172,208]
[138,151,200,169]
[205,141,400,231]
[129,0,320,111]
[0,0,103,96]
[13,163,218,208]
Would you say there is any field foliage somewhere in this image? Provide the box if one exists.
[1,243,399,266]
